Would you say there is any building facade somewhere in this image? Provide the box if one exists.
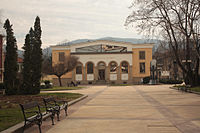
[51,40,153,85]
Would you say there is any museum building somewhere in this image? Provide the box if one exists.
[51,39,153,85]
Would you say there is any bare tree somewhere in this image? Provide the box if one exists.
[125,0,200,86]
[0,10,4,34]
[43,55,78,86]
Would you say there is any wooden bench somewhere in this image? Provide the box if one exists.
[43,97,68,125]
[19,101,43,133]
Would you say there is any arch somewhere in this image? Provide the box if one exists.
[97,61,106,70]
[97,61,106,80]
[120,61,129,74]
[109,61,118,73]
[86,61,94,74]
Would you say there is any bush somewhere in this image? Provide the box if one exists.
[40,85,46,89]
[159,79,183,84]
[44,80,50,85]
[41,80,52,89]
[143,76,150,84]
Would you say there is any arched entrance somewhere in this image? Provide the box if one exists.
[98,62,106,80]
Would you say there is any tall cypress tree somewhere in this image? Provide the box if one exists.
[22,30,33,94]
[32,16,42,94]
[3,19,18,95]
[22,16,42,94]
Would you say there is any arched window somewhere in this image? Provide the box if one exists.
[76,63,82,74]
[110,61,117,73]
[121,61,128,73]
[98,62,106,70]
[87,62,94,74]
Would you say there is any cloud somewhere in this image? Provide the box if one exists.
[0,0,140,49]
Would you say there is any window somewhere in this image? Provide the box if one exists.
[139,51,145,60]
[98,62,106,69]
[59,52,65,62]
[76,44,127,53]
[110,62,117,73]
[87,62,93,74]
[76,63,82,74]
[121,61,128,73]
[140,62,145,73]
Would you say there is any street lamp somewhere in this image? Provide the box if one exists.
[173,60,178,80]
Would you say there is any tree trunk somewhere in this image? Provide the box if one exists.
[58,76,62,87]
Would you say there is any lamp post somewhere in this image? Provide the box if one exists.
[173,60,177,80]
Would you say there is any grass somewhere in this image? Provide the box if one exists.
[0,92,83,132]
[173,85,200,92]
[41,86,83,91]
[190,86,200,92]
[109,84,132,86]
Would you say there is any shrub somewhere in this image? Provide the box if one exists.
[44,80,50,85]
[42,80,52,89]
[40,85,46,89]
[143,76,150,84]
[159,79,183,84]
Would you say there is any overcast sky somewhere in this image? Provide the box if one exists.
[0,0,141,49]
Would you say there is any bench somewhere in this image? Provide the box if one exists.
[68,81,78,87]
[43,97,68,125]
[19,101,43,133]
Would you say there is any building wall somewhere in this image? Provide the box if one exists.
[73,53,133,66]
[132,48,152,83]
[51,49,72,79]
[51,41,153,85]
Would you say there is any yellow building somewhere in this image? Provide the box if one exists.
[51,39,153,85]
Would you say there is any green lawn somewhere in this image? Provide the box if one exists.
[190,86,200,92]
[0,92,83,132]
[109,84,132,86]
[41,86,83,91]
[173,85,200,93]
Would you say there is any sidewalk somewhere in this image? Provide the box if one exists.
[45,85,200,133]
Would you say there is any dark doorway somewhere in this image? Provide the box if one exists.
[98,69,105,80]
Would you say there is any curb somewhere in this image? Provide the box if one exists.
[170,87,200,95]
[1,95,88,133]
[68,95,88,106]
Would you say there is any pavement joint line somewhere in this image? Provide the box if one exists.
[66,117,167,121]
[170,87,200,95]
[135,87,200,133]
[65,86,109,117]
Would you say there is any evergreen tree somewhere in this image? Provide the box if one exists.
[22,31,33,94]
[32,16,42,94]
[3,19,18,95]
[21,16,42,94]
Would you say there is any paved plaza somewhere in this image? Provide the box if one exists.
[31,85,200,133]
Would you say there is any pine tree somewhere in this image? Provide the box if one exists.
[22,30,33,94]
[21,16,42,94]
[32,16,42,94]
[3,19,18,95]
